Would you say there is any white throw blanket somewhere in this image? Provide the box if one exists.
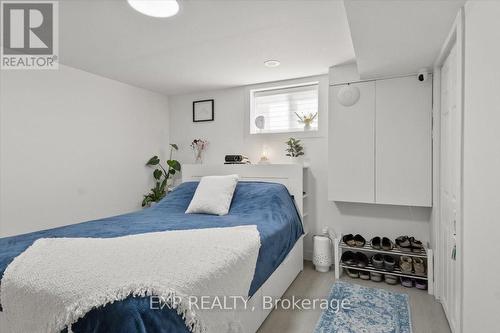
[0,226,260,333]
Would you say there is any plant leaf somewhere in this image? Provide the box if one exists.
[153,169,163,180]
[146,156,160,166]
[170,144,179,150]
[167,160,181,171]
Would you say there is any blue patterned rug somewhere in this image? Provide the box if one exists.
[314,281,412,333]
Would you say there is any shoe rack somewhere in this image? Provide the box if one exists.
[334,233,434,295]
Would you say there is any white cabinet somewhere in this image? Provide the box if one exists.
[328,81,375,203]
[328,76,432,207]
[375,77,432,206]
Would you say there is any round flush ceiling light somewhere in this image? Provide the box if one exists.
[127,0,179,18]
[264,60,280,68]
[337,85,360,107]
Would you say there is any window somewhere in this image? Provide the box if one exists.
[250,83,319,134]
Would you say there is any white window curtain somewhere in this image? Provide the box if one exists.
[251,83,319,134]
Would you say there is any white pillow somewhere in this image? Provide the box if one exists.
[185,174,239,216]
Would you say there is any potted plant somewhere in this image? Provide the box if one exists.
[142,144,181,207]
[295,112,318,131]
[285,137,304,163]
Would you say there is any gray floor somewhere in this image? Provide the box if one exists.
[257,261,450,333]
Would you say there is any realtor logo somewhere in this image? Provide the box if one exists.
[1,1,58,69]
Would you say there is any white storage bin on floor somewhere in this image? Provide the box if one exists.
[313,234,332,272]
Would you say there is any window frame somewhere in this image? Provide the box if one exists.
[248,81,320,135]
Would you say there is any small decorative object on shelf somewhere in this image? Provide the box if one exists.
[258,145,270,165]
[295,112,318,131]
[224,155,251,164]
[254,115,265,133]
[313,232,333,272]
[142,144,181,207]
[191,138,208,164]
[285,137,304,162]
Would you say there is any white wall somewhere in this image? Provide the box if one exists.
[0,65,170,237]
[169,75,431,258]
[462,1,500,330]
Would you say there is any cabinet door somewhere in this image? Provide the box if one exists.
[328,81,375,203]
[375,76,432,206]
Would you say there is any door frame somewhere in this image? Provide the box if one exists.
[432,7,464,333]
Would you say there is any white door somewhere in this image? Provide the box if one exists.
[440,43,460,332]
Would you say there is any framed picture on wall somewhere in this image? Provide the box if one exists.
[193,99,214,122]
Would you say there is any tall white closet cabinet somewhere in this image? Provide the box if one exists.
[328,75,432,207]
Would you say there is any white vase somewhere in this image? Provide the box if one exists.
[194,150,203,164]
[313,235,332,272]
[289,156,304,165]
[304,123,312,131]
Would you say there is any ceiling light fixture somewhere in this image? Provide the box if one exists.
[264,60,280,68]
[337,85,360,107]
[127,0,179,18]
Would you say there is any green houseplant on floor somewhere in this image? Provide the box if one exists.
[142,144,181,207]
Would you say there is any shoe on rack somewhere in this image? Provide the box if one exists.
[370,272,383,282]
[371,253,384,269]
[346,268,359,278]
[383,255,396,271]
[343,234,356,247]
[415,279,427,290]
[370,236,381,250]
[410,237,424,253]
[355,252,369,268]
[401,277,413,288]
[341,251,357,266]
[359,271,370,280]
[385,274,399,285]
[353,234,366,248]
[382,237,393,251]
[399,256,413,274]
[413,257,426,275]
[396,236,412,252]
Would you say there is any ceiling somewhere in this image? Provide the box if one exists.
[59,0,355,96]
[344,0,465,78]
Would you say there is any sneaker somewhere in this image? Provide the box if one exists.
[413,257,426,275]
[383,255,396,271]
[370,272,383,282]
[371,253,384,269]
[396,236,412,252]
[400,256,413,273]
[401,277,413,288]
[415,279,427,290]
[359,271,370,280]
[346,268,359,278]
[385,274,399,285]
[410,237,424,253]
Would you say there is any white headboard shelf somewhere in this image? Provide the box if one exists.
[182,164,304,221]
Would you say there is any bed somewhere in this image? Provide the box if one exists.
[0,164,304,333]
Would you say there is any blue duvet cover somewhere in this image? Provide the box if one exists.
[0,181,303,333]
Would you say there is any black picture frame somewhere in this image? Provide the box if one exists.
[192,99,214,122]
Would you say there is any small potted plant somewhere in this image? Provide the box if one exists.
[191,139,208,164]
[285,137,304,163]
[295,112,318,131]
[142,144,181,207]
